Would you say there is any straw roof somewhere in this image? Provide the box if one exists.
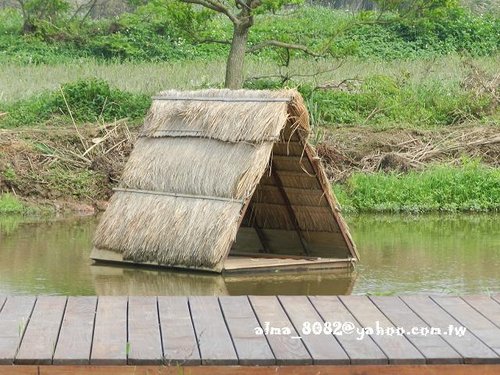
[93,89,357,273]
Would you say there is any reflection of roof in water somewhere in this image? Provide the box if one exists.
[90,264,357,296]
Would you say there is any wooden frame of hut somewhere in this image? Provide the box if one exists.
[91,89,358,273]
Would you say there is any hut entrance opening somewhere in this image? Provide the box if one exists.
[226,120,357,272]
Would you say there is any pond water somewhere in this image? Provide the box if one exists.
[0,214,498,296]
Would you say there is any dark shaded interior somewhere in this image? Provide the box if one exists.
[230,122,352,260]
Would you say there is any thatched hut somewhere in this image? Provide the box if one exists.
[91,89,358,273]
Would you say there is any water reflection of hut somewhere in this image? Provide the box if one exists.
[90,265,357,296]
[91,89,358,273]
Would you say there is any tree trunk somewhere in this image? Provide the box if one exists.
[225,23,250,89]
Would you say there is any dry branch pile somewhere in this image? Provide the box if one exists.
[0,120,136,200]
[318,126,500,182]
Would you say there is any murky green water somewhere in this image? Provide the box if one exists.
[0,214,498,295]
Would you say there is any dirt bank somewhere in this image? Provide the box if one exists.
[1,123,499,213]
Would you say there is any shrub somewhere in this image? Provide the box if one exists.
[297,73,496,127]
[0,4,498,63]
[0,79,150,127]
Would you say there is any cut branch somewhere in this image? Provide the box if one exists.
[248,40,323,57]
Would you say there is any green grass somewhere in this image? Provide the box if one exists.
[0,4,497,63]
[334,160,500,213]
[0,78,150,128]
[41,167,104,200]
[0,56,497,128]
[0,194,26,214]
[1,55,498,104]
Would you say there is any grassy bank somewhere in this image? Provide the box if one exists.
[1,56,498,103]
[1,56,498,129]
[334,160,500,213]
[0,194,26,214]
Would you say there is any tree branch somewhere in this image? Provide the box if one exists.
[193,38,231,45]
[248,40,323,57]
[180,0,238,24]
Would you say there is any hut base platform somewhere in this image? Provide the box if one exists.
[90,247,354,273]
[1,295,499,375]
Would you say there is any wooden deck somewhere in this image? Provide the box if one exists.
[0,295,499,374]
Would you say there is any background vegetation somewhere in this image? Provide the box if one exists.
[0,0,498,213]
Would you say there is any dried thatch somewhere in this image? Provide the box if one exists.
[142,89,294,143]
[92,89,357,273]
[120,137,273,199]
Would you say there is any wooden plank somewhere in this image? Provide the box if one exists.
[189,296,238,365]
[0,367,38,375]
[34,364,500,375]
[15,296,67,365]
[257,229,303,255]
[278,296,349,364]
[402,295,498,364]
[462,295,500,328]
[53,297,97,365]
[90,296,128,365]
[223,257,350,273]
[219,296,275,365]
[272,156,315,174]
[0,296,36,365]
[339,295,425,364]
[127,296,163,365]
[302,231,352,258]
[158,296,200,365]
[229,252,329,261]
[232,227,262,253]
[272,141,306,157]
[309,296,387,365]
[249,296,311,365]
[431,296,500,357]
[271,164,310,256]
[370,296,462,364]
